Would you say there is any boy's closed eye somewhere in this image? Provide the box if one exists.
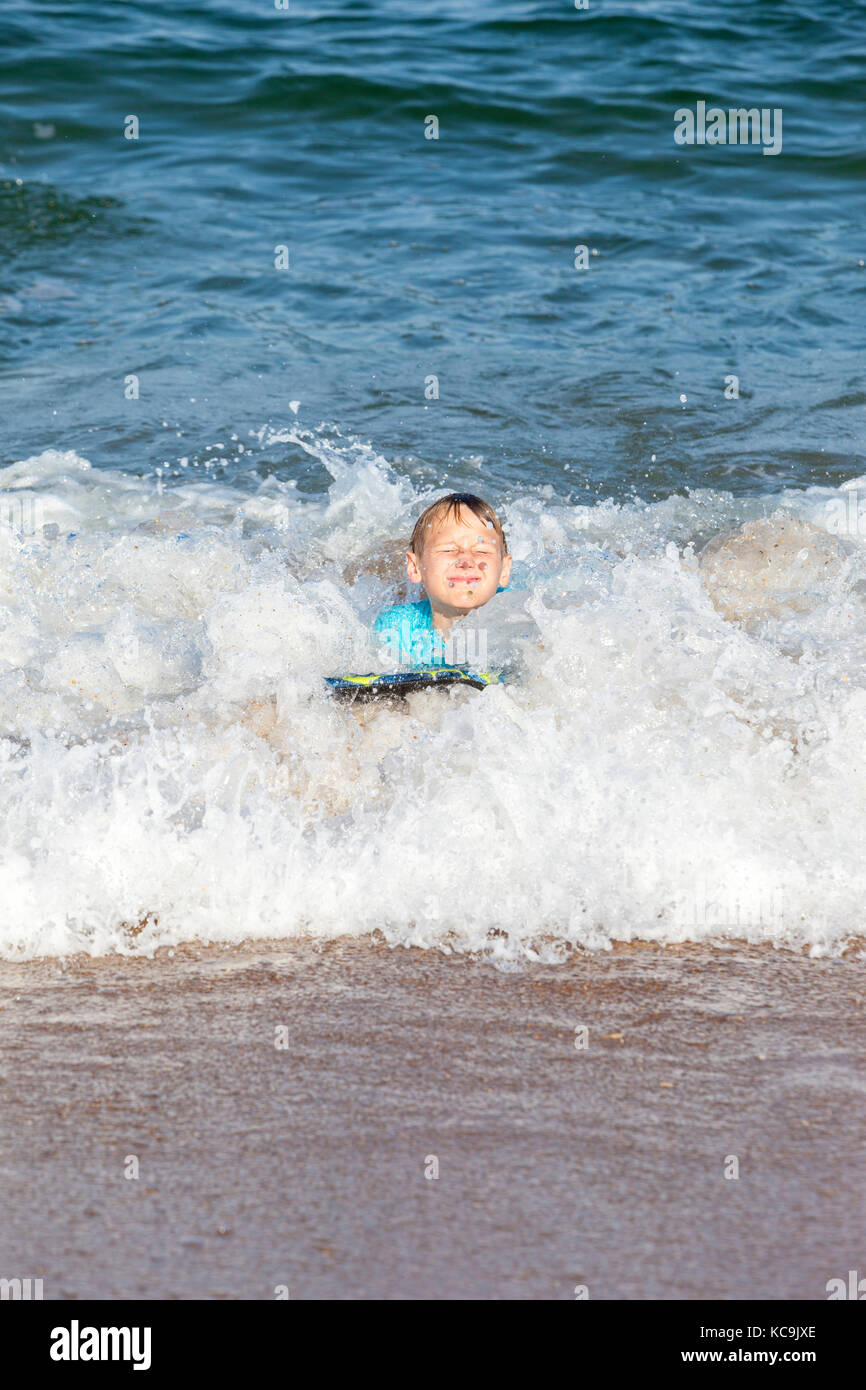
[435,543,494,554]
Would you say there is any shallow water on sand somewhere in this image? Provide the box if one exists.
[1,939,862,1299]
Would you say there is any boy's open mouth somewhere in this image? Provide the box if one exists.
[449,575,482,584]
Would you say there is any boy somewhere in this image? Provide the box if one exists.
[374,492,511,666]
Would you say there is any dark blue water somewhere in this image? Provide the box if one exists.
[1,0,865,502]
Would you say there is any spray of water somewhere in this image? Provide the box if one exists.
[1,434,865,961]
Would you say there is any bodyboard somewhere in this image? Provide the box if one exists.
[325,666,503,703]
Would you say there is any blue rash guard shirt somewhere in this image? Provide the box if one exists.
[373,599,445,666]
[373,589,509,667]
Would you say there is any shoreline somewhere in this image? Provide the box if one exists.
[1,937,863,1299]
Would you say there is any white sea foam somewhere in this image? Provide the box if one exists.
[1,436,865,961]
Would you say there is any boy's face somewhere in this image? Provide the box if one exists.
[406,508,511,613]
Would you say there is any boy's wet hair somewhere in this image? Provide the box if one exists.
[409,492,507,556]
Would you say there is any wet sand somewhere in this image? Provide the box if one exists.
[0,939,863,1300]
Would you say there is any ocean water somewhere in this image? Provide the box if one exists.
[1,1,865,960]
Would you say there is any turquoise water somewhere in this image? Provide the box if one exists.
[2,0,864,500]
